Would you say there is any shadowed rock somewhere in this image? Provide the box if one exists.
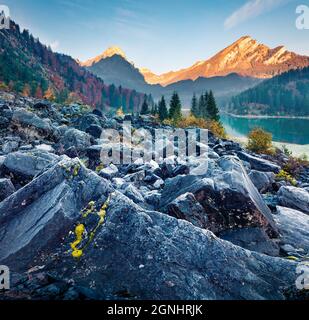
[0,157,112,270]
[160,156,278,237]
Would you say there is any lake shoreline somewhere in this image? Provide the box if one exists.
[224,112,309,120]
[230,135,309,157]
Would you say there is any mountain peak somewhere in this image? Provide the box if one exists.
[81,46,126,67]
[102,46,126,59]
[141,36,309,85]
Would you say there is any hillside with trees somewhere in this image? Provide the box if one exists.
[229,67,309,116]
[0,21,151,112]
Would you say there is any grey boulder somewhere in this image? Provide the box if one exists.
[3,151,59,185]
[167,192,208,229]
[160,156,278,237]
[0,178,15,202]
[238,151,280,173]
[10,108,59,141]
[278,186,309,214]
[99,164,118,180]
[274,206,309,254]
[249,170,275,193]
[0,157,113,270]
[220,227,280,256]
[49,192,296,300]
[60,128,92,154]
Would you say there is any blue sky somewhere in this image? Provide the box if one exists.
[3,0,309,73]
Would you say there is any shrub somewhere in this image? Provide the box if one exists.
[283,155,309,177]
[165,115,227,139]
[276,170,297,186]
[247,128,274,154]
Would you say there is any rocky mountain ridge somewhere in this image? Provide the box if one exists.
[140,36,309,85]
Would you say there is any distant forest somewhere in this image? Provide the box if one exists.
[229,67,309,116]
[0,21,152,112]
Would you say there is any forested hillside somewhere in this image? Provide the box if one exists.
[0,21,150,112]
[229,67,309,116]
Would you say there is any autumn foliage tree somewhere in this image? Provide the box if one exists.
[44,86,56,101]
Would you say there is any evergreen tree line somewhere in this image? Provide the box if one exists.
[149,92,182,122]
[142,91,220,123]
[229,67,309,116]
[190,90,220,121]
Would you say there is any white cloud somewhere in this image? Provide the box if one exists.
[224,0,291,29]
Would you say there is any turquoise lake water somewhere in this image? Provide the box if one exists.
[221,114,309,145]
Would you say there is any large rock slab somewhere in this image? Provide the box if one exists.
[2,151,59,186]
[0,157,112,270]
[238,151,280,173]
[160,156,278,237]
[274,206,309,254]
[167,192,208,229]
[220,227,280,256]
[44,193,296,300]
[278,186,309,214]
[10,108,59,141]
[249,170,275,193]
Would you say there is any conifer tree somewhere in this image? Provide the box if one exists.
[169,92,182,121]
[158,96,168,121]
[191,93,199,117]
[141,95,150,115]
[207,90,220,121]
[151,103,159,116]
[200,91,209,119]
[198,94,205,119]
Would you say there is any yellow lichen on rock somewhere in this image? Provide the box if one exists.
[71,224,85,259]
[69,194,113,260]
[82,201,96,218]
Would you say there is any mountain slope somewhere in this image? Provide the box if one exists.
[87,52,149,91]
[141,36,309,86]
[84,47,260,106]
[229,67,309,116]
[0,22,146,111]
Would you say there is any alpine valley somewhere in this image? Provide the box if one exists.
[83,36,309,107]
[1,8,309,303]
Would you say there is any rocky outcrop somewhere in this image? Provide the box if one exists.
[0,92,308,301]
[2,150,59,187]
[10,108,59,141]
[274,206,309,254]
[0,157,112,270]
[160,156,278,237]
[278,186,309,214]
[238,151,280,173]
[249,170,275,193]
[36,192,295,300]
